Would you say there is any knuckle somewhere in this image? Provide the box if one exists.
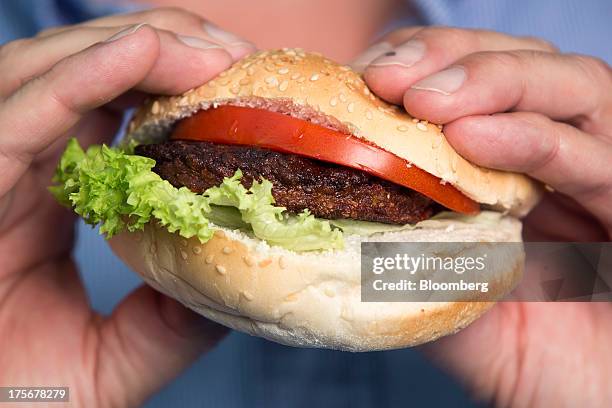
[142,6,201,27]
[571,54,612,85]
[383,26,424,44]
[520,36,559,52]
[0,38,31,62]
[464,49,521,70]
[419,26,481,50]
[36,25,67,38]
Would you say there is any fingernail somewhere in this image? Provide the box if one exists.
[104,23,147,43]
[203,22,253,48]
[351,41,394,72]
[177,35,225,50]
[411,66,467,95]
[369,39,426,69]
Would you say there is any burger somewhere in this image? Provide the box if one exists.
[51,49,540,351]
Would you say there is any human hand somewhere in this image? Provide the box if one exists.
[0,8,254,407]
[357,27,612,406]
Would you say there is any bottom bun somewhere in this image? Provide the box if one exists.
[109,214,524,351]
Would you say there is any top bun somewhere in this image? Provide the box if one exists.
[126,49,541,216]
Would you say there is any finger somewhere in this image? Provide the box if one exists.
[404,50,612,135]
[444,112,612,231]
[350,27,426,72]
[38,7,255,60]
[522,194,609,241]
[0,24,161,196]
[95,286,228,407]
[362,27,557,104]
[0,25,233,97]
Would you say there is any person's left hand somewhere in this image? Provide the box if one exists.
[355,27,612,406]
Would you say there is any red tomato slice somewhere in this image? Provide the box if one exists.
[172,106,479,215]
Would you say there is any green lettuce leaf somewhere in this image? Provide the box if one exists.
[330,211,502,236]
[50,139,343,251]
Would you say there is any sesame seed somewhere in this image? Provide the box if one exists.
[286,50,297,56]
[180,250,188,260]
[192,246,202,255]
[241,61,252,69]
[297,77,306,83]
[451,155,458,172]
[259,258,273,268]
[544,184,555,192]
[278,80,289,91]
[180,239,188,247]
[151,101,160,114]
[265,76,278,86]
[246,66,255,76]
[229,85,239,95]
[412,118,419,123]
[242,291,254,301]
[365,110,373,120]
[243,256,255,267]
[363,87,370,96]
[239,77,250,86]
[339,93,347,102]
[432,136,443,148]
[339,65,351,71]
[329,97,338,107]
[218,78,231,86]
[347,102,355,113]
[290,73,300,80]
[205,255,214,264]
[279,256,287,269]
[417,122,428,131]
[277,67,289,75]
[310,74,320,81]
[207,80,216,87]
[222,246,233,254]
[406,162,413,168]
[265,65,275,72]
[215,265,227,275]
[397,125,408,132]
[219,71,228,77]
[324,288,336,297]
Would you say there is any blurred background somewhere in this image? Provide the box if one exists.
[2,0,611,406]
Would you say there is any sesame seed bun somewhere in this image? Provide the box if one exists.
[108,214,524,351]
[125,48,542,216]
[113,49,535,350]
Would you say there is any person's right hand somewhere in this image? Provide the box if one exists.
[0,8,254,407]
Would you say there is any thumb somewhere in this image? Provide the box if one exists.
[95,285,228,407]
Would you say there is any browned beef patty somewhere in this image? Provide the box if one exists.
[135,141,437,224]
